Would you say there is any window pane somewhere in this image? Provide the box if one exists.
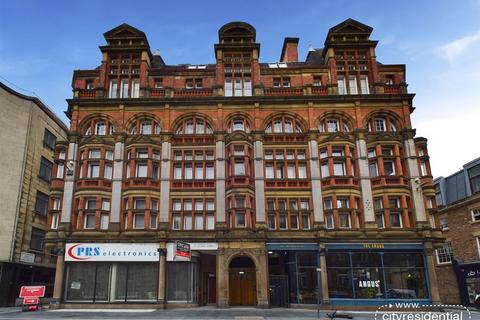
[321,163,329,177]
[206,215,215,230]
[104,164,113,179]
[35,192,49,216]
[134,214,144,228]
[298,165,306,179]
[195,215,203,230]
[184,215,192,230]
[88,164,100,178]
[85,214,96,229]
[334,162,346,176]
[195,165,203,179]
[134,199,146,209]
[100,214,109,230]
[185,165,193,179]
[66,264,96,301]
[235,212,246,227]
[390,212,402,228]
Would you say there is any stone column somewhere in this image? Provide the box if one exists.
[319,244,329,304]
[403,130,427,223]
[253,137,266,228]
[157,248,166,307]
[60,142,78,227]
[256,249,269,308]
[354,130,376,227]
[216,249,228,307]
[50,248,65,309]
[159,138,172,230]
[110,140,124,230]
[308,137,324,225]
[216,136,226,228]
[425,244,441,304]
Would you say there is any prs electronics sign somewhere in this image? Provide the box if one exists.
[65,243,160,262]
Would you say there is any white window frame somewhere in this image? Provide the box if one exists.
[109,80,118,98]
[51,212,59,229]
[337,76,346,95]
[133,213,144,229]
[389,211,403,228]
[56,163,64,179]
[100,214,109,230]
[326,213,334,229]
[472,208,480,222]
[131,79,140,98]
[436,243,454,265]
[84,213,96,229]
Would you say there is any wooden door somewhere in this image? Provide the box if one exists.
[208,274,216,304]
[229,268,256,306]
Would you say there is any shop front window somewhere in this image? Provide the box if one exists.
[115,264,158,301]
[166,260,199,303]
[326,251,428,300]
[65,263,158,302]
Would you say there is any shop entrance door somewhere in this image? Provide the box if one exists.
[269,275,289,307]
[229,256,256,306]
[204,273,216,304]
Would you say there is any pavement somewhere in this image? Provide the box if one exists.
[0,307,478,320]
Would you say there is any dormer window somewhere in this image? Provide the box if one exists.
[154,78,163,89]
[86,80,94,90]
[273,78,281,88]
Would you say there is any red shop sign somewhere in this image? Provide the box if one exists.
[19,286,45,298]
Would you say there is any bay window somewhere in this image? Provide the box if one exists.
[266,198,311,231]
[171,198,215,231]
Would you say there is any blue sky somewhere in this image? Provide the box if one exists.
[1,0,479,177]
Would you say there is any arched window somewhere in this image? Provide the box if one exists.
[83,119,115,136]
[129,118,161,135]
[175,116,213,135]
[366,115,398,133]
[319,116,351,133]
[228,116,250,133]
[265,116,303,134]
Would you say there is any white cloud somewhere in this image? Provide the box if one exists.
[414,108,480,178]
[438,30,480,63]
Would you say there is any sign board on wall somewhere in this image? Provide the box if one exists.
[65,243,160,262]
[20,252,35,264]
[166,242,218,261]
[175,241,191,261]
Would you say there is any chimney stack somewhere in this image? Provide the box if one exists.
[280,37,299,63]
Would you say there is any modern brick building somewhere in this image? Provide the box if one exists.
[434,157,480,306]
[45,19,444,308]
[0,82,68,306]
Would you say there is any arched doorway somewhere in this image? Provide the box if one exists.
[229,256,257,306]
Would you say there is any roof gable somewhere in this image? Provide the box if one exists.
[328,18,373,35]
[103,23,146,39]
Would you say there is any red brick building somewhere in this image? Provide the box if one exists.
[434,157,480,306]
[46,19,444,308]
